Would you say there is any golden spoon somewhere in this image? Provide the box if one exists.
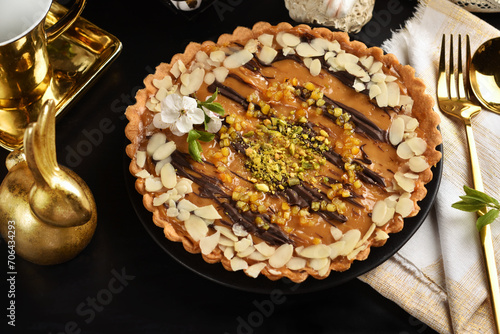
[469,37,500,115]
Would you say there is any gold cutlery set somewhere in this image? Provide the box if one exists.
[437,34,500,331]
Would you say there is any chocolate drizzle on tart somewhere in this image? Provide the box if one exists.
[125,22,441,283]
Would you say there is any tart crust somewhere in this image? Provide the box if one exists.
[125,22,441,283]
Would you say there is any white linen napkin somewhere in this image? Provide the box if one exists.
[358,0,500,333]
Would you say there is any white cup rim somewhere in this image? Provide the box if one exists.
[0,0,52,46]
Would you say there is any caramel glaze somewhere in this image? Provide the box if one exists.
[139,45,410,249]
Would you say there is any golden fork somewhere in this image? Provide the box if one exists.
[437,34,500,331]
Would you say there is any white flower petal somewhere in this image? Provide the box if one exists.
[187,107,205,125]
[207,117,222,133]
[176,115,195,133]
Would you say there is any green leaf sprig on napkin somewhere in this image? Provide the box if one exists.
[452,186,500,231]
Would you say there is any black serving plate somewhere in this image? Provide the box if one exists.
[124,142,443,295]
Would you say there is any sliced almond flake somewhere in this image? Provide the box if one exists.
[177,209,190,221]
[214,225,238,242]
[213,66,229,83]
[336,52,359,65]
[310,38,334,52]
[219,235,235,248]
[153,193,169,206]
[383,207,395,225]
[147,132,167,156]
[370,72,386,83]
[136,150,147,168]
[234,238,252,253]
[160,163,177,189]
[281,32,301,47]
[177,199,198,212]
[385,75,398,82]
[135,169,151,179]
[375,81,388,108]
[258,45,278,65]
[407,137,427,155]
[309,58,322,76]
[374,229,389,241]
[396,141,415,159]
[399,95,414,109]
[387,82,400,107]
[329,241,345,259]
[282,47,295,56]
[389,117,405,146]
[404,172,419,179]
[356,223,376,248]
[153,113,169,130]
[185,215,208,242]
[166,207,179,218]
[405,118,419,132]
[353,79,366,92]
[275,31,286,47]
[369,60,383,74]
[167,198,176,208]
[317,260,331,277]
[195,50,209,64]
[224,246,235,260]
[324,51,336,61]
[409,156,429,173]
[152,141,176,161]
[187,67,205,93]
[170,60,186,78]
[303,57,312,68]
[330,226,343,240]
[384,194,400,208]
[345,62,366,78]
[244,39,259,53]
[369,84,382,99]
[328,39,341,52]
[154,92,168,107]
[339,230,361,256]
[146,100,159,112]
[247,250,268,261]
[400,192,411,200]
[360,55,374,70]
[145,177,163,192]
[327,56,342,72]
[210,50,226,63]
[257,33,274,47]
[175,178,193,195]
[295,42,324,58]
[309,257,329,271]
[223,49,254,69]
[194,205,222,220]
[245,262,267,278]
[237,245,255,258]
[200,231,221,255]
[269,244,294,268]
[347,245,366,260]
[297,244,331,259]
[232,224,248,237]
[394,172,416,192]
[153,76,173,90]
[396,197,414,218]
[230,257,248,271]
[372,200,388,226]
[254,242,276,257]
[204,72,215,85]
[286,257,307,270]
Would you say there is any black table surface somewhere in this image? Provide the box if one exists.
[1,1,499,333]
